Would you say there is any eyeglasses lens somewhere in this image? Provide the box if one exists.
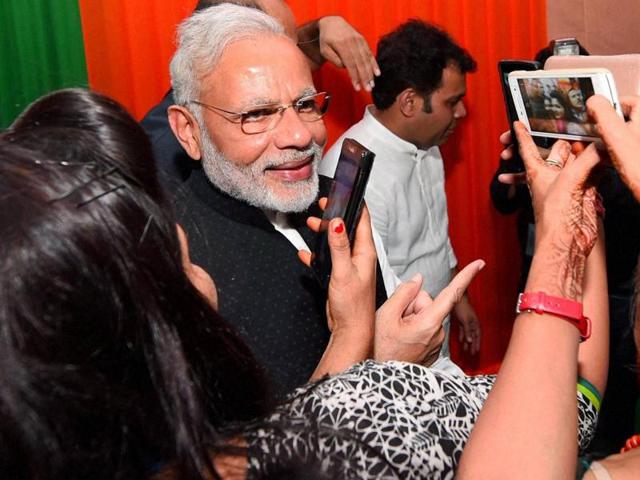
[240,93,330,134]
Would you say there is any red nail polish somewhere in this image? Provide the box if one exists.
[334,222,344,234]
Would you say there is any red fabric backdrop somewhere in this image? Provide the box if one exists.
[79,0,547,373]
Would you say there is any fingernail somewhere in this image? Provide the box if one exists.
[374,67,381,76]
[410,273,422,283]
[369,80,375,89]
[353,81,361,91]
[478,260,486,271]
[334,222,344,234]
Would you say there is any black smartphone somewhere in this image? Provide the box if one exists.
[498,59,549,172]
[311,138,375,289]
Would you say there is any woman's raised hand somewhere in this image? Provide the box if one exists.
[514,121,600,299]
[301,201,377,379]
[588,94,640,202]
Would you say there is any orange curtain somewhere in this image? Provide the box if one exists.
[78,0,194,117]
[79,0,547,373]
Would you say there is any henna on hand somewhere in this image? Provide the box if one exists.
[515,122,600,300]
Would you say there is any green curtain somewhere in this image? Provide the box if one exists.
[0,0,88,128]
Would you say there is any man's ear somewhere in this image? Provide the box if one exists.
[397,88,423,118]
[168,105,203,161]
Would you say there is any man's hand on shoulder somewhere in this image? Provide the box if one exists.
[297,16,380,92]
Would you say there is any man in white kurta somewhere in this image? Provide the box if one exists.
[321,20,481,370]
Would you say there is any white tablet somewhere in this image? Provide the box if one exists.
[508,68,622,142]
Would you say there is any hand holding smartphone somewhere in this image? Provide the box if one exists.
[508,68,623,143]
[311,138,375,289]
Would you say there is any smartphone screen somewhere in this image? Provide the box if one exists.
[322,153,360,229]
[509,68,620,142]
[516,76,596,137]
[311,138,375,289]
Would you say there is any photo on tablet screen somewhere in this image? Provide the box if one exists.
[517,77,596,137]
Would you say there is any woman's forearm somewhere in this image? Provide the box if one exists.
[577,220,608,395]
[458,240,584,479]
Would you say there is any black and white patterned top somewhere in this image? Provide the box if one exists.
[247,360,599,479]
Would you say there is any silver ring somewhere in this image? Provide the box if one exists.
[545,158,563,169]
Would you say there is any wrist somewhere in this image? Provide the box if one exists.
[516,291,591,341]
[297,19,319,42]
[310,330,371,381]
[526,239,586,300]
[331,326,373,355]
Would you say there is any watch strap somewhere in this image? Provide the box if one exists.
[516,292,591,341]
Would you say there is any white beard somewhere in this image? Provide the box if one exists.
[199,126,321,213]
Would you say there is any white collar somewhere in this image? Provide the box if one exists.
[361,105,424,157]
[263,210,311,253]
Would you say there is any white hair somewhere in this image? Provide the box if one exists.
[170,3,285,107]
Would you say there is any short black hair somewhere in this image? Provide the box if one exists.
[372,20,476,111]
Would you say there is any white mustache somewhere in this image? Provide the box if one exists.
[262,143,323,170]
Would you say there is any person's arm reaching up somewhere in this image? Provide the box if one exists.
[577,218,608,396]
[297,16,380,92]
[300,204,377,381]
[458,123,602,479]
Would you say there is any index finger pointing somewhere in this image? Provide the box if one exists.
[431,260,485,319]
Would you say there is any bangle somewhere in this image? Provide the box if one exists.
[516,292,591,341]
[577,455,594,479]
[621,433,640,453]
[588,461,612,480]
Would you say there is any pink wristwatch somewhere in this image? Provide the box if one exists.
[516,292,591,341]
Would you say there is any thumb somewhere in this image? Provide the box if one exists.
[564,143,600,188]
[380,273,424,318]
[327,217,352,280]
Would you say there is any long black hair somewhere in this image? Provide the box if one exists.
[0,89,271,479]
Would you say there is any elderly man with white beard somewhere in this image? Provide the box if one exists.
[166,4,400,395]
